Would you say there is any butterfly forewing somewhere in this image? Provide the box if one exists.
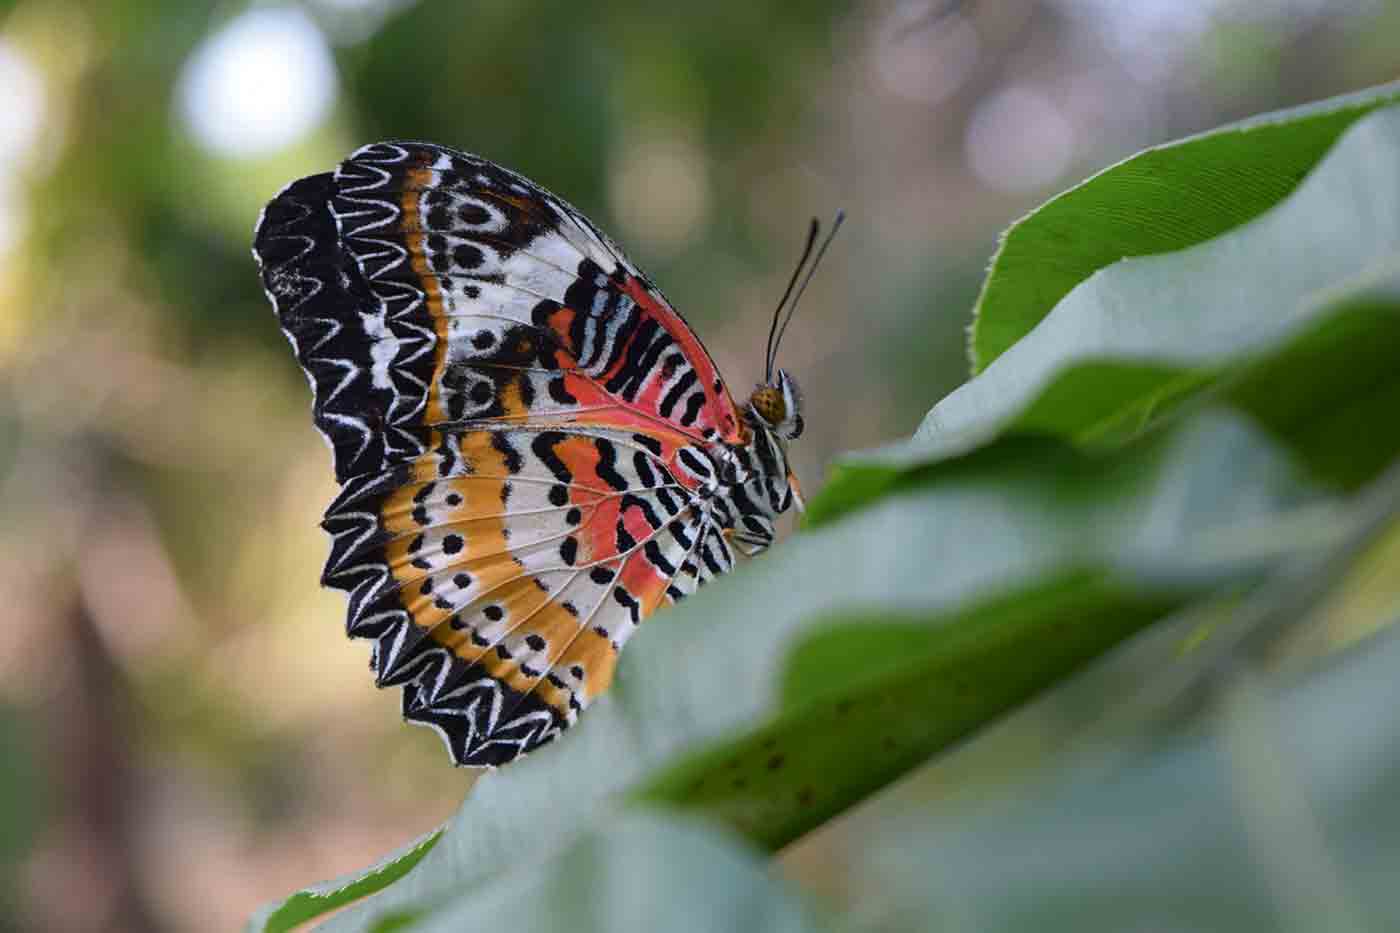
[254,141,742,767]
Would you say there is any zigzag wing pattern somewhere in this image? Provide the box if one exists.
[314,425,733,767]
[254,172,437,482]
[253,141,746,767]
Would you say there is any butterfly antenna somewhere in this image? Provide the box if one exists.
[766,218,821,383]
[772,209,844,369]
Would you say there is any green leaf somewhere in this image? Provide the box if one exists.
[1225,282,1400,489]
[809,102,1400,527]
[314,413,1327,931]
[631,572,1177,849]
[842,615,1400,933]
[243,826,442,933]
[828,465,1400,931]
[397,811,826,933]
[970,80,1400,372]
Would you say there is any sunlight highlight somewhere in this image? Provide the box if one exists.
[176,7,338,157]
[0,38,44,254]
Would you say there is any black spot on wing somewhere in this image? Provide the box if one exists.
[655,487,682,515]
[633,451,659,489]
[491,432,523,473]
[680,391,706,427]
[632,433,663,456]
[612,587,641,624]
[548,376,577,405]
[531,432,572,484]
[677,448,711,478]
[594,439,629,491]
[659,369,698,419]
[668,518,694,550]
[644,540,677,576]
[700,538,725,574]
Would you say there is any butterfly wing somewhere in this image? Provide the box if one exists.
[254,141,742,766]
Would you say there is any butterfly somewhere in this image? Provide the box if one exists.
[253,141,839,767]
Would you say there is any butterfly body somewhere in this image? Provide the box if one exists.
[254,142,803,767]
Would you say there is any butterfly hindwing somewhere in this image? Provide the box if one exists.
[254,144,748,766]
[315,427,724,767]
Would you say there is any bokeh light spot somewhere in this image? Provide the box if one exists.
[965,86,1076,194]
[873,1,980,105]
[609,130,710,258]
[176,7,338,157]
[0,39,45,254]
[0,40,44,167]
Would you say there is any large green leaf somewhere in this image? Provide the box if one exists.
[928,95,1400,454]
[828,465,1400,932]
[842,615,1400,933]
[306,413,1326,931]
[809,103,1400,526]
[396,811,826,933]
[631,572,1178,849]
[970,80,1400,371]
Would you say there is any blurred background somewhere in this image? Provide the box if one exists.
[1,0,1397,929]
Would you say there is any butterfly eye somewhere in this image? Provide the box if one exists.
[750,386,786,426]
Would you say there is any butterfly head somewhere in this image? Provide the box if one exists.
[740,368,806,518]
[757,209,840,444]
[749,369,804,441]
[742,210,841,522]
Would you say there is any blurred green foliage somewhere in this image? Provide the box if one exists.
[2,1,1399,931]
[0,705,44,918]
